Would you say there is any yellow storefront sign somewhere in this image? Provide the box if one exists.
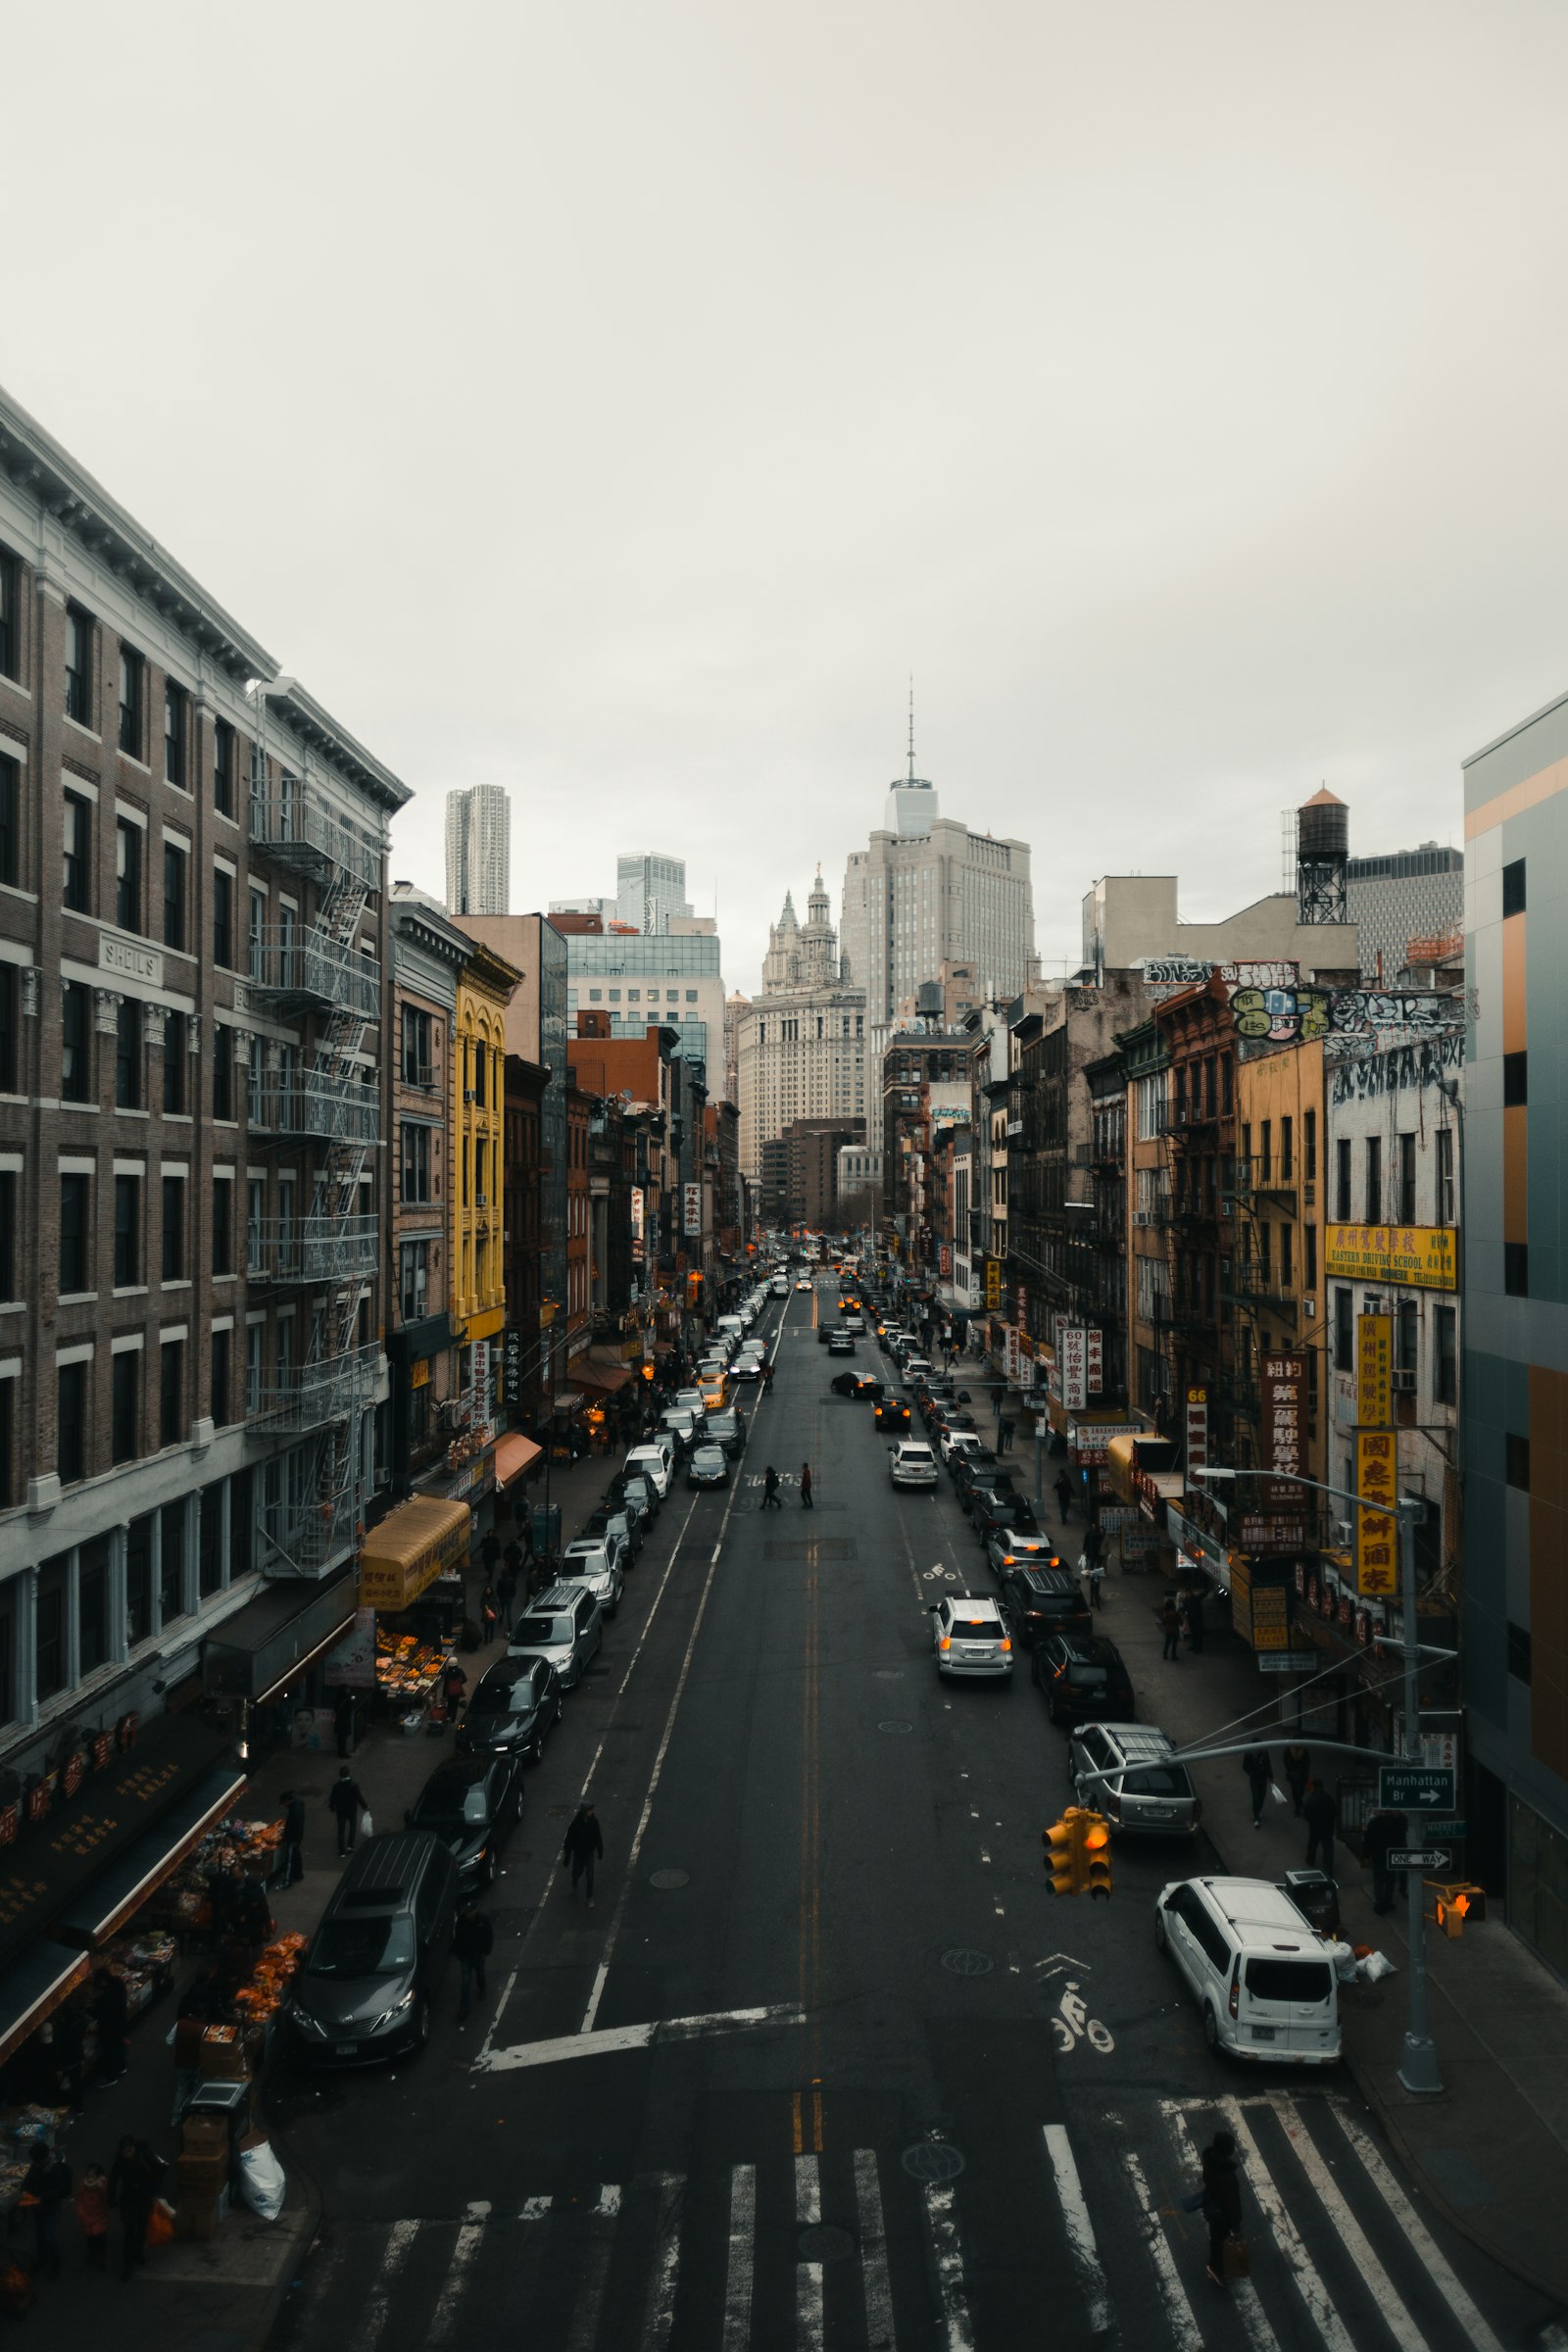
[1356,1312,1391,1428]
[1250,1584,1291,1650]
[1326,1225,1457,1291]
[1355,1429,1398,1598]
[358,1496,470,1612]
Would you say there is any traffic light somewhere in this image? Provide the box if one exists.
[1044,1817,1081,1898]
[1429,1881,1485,1937]
[1082,1812,1112,1901]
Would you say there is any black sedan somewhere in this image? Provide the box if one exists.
[829,1371,882,1398]
[874,1395,912,1433]
[687,1443,730,1489]
[827,1331,857,1355]
[952,1448,1006,1505]
[1031,1630,1136,1725]
[971,1484,1040,1545]
[457,1656,564,1767]
[405,1752,523,1889]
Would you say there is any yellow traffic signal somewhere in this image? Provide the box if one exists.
[1044,1818,1080,1898]
[1082,1812,1112,1901]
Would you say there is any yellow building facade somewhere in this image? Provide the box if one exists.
[453,943,519,1346]
[1232,1038,1328,1492]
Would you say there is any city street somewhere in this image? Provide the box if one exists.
[267,1282,1539,2352]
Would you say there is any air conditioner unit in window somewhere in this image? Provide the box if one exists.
[1331,1519,1354,1546]
[1131,1209,1153,1228]
[1302,1297,1316,1316]
[1391,1368,1417,1392]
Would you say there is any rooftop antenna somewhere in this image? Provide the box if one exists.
[907,675,916,783]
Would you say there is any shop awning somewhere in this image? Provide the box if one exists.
[494,1433,543,1489]
[53,1762,248,1949]
[569,1346,636,1398]
[358,1494,470,1612]
[203,1569,358,1706]
[401,1310,458,1363]
[0,1715,235,1975]
[0,1940,91,2070]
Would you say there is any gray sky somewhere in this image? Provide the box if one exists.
[9,1,1568,992]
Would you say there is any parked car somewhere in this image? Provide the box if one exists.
[966,1480,1036,1540]
[623,1442,673,1497]
[771,1274,789,1296]
[984,1523,1061,1579]
[1031,1631,1136,1723]
[890,1440,940,1490]
[559,1537,625,1620]
[287,1833,458,2064]
[404,1752,522,1890]
[928,1592,1013,1681]
[457,1655,563,1764]
[873,1394,912,1433]
[674,1388,706,1416]
[583,1502,642,1559]
[827,1331,857,1356]
[998,1562,1088,1642]
[1066,1721,1201,1836]
[687,1443,730,1489]
[604,1469,660,1522]
[506,1582,604,1689]
[707,1406,744,1455]
[659,1409,699,1457]
[1155,1878,1342,2065]
[935,1414,980,1462]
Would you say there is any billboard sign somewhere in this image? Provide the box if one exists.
[1260,1352,1306,1512]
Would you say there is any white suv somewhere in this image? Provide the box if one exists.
[1155,1877,1342,2065]
[889,1440,939,1490]
[928,1593,1013,1680]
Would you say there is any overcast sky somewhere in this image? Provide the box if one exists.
[9,1,1568,992]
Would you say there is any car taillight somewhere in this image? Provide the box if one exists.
[1002,1554,1015,1567]
[1228,1963,1241,2020]
[999,1637,1011,1653]
[938,1637,952,1651]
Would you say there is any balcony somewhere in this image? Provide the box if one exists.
[249,928,381,1020]
[249,781,381,891]
[253,1070,381,1147]
[1167,1097,1219,1138]
[1221,1260,1299,1313]
[248,1214,378,1285]
[1152,1296,1214,1335]
[257,1342,381,1432]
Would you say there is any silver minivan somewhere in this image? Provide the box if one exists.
[506,1582,604,1690]
[1155,1876,1342,2065]
[1067,1721,1201,1836]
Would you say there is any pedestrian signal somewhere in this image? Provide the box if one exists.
[1428,1880,1485,1938]
[1044,1817,1081,1898]
[1081,1812,1113,1901]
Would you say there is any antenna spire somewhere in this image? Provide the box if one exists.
[907,676,916,783]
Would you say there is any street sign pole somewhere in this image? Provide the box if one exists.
[1397,1495,1443,2096]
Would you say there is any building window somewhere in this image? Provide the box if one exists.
[65,604,93,724]
[58,1361,87,1484]
[112,1350,140,1463]
[165,681,187,786]
[1364,1136,1382,1226]
[1396,1131,1416,1223]
[1506,1431,1530,1490]
[213,1033,233,1121]
[163,1011,186,1112]
[402,1005,432,1086]
[0,547,18,680]
[1334,1138,1350,1222]
[1333,1286,1353,1372]
[1280,1116,1293,1181]
[36,1559,67,1699]
[126,1515,153,1647]
[474,1046,487,1109]
[0,752,18,886]
[162,1174,185,1280]
[60,1172,91,1293]
[1505,1242,1529,1298]
[63,791,92,912]
[213,868,233,966]
[212,1177,233,1275]
[160,1339,184,1447]
[79,1537,111,1675]
[211,1329,231,1426]
[114,1173,141,1287]
[1396,1298,1418,1375]
[118,646,144,757]
[1434,1305,1457,1405]
[400,1240,429,1322]
[402,1124,432,1202]
[114,818,141,936]
[246,1322,264,1416]
[213,721,235,817]
[1507,1622,1532,1683]
[60,983,91,1099]
[1437,1128,1455,1225]
[115,998,141,1109]
[1304,1222,1317,1289]
[160,1500,186,1623]
[247,886,266,980]
[200,1486,223,1597]
[163,841,187,950]
[0,1171,12,1299]
[1304,1108,1316,1182]
[0,963,16,1096]
[1503,1052,1528,1108]
[1502,858,1526,918]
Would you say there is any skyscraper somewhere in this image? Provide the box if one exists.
[735,872,866,1181]
[615,852,693,935]
[445,784,510,916]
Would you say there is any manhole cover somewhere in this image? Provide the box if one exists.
[903,2139,966,2182]
[940,1948,994,1977]
[650,1869,690,1889]
[878,1719,913,1735]
[798,2223,856,2262]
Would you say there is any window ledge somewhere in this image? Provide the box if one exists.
[113,1286,149,1299]
[58,1293,98,1307]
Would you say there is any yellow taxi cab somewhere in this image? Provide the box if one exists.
[700,1368,729,1413]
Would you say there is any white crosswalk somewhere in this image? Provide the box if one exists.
[288,2091,1502,2352]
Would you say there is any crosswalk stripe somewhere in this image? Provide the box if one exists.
[519,2194,554,2222]
[1274,2096,1434,2352]
[1326,2099,1506,2352]
[1160,2106,1282,2352]
[642,2171,684,2349]
[1042,2124,1112,2338]
[854,2148,897,2351]
[796,2153,825,2351]
[347,2219,420,2352]
[920,2180,976,2352]
[1120,2148,1204,2352]
[426,2219,485,2350]
[722,2164,757,2351]
[1223,2100,1356,2352]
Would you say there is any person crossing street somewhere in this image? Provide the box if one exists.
[801,1461,813,1508]
[563,1801,605,1907]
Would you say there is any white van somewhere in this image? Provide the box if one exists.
[623,1441,674,1498]
[1154,1876,1342,2066]
[716,1316,744,1345]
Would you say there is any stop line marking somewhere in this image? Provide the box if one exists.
[477,2000,806,2074]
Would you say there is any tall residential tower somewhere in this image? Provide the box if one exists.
[444,783,510,917]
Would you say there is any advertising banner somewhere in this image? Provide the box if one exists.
[1260,1352,1306,1511]
[1250,1584,1292,1650]
[1184,1386,1208,1482]
[1355,1429,1398,1597]
[630,1187,645,1263]
[322,1607,376,1690]
[1086,1327,1103,1395]
[683,1182,703,1237]
[1328,1226,1457,1291]
[1060,1326,1088,1411]
[984,1257,1002,1309]
[1356,1311,1393,1426]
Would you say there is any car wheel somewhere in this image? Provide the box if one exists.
[1047,1690,1062,1726]
[527,1734,542,1764]
[414,1996,431,2052]
[1154,1909,1168,1954]
[1203,2005,1221,2055]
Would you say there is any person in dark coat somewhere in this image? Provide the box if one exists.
[327,1766,366,1857]
[442,1659,468,1720]
[1362,1808,1408,1914]
[181,1960,233,2025]
[498,1557,519,1635]
[49,2004,85,2112]
[23,2140,72,2279]
[562,1801,604,1906]
[334,1689,357,1758]
[94,1968,129,2084]
[108,2136,160,2281]
[1283,1743,1310,1818]
[800,1462,813,1509]
[761,1466,782,1510]
[1200,2129,1243,2286]
[1054,1469,1074,1523]
[1160,1594,1182,1662]
[453,1899,494,2021]
[1241,1747,1272,1829]
[280,1789,307,1886]
[479,1584,500,1642]
[479,1529,502,1580]
[1303,1779,1338,1874]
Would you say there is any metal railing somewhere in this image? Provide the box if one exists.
[1229,1154,1298,1200]
[256,1342,381,1432]
[249,928,380,1020]
[249,785,381,891]
[253,1070,381,1147]
[247,1214,378,1284]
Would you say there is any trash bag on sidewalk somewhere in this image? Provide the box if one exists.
[1356,1949,1397,1984]
[237,2138,287,2223]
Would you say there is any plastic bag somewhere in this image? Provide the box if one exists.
[1357,1948,1396,1983]
[237,2138,286,2224]
[147,2199,176,2249]
[361,1809,373,1838]
[1271,1784,1289,1806]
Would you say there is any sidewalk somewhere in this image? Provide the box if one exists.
[23,1445,616,2349]
[1092,1524,1568,2311]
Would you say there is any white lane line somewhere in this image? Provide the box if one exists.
[1223,2099,1356,2352]
[1121,2149,1203,2352]
[797,2152,825,2352]
[480,1999,806,2073]
[565,2221,614,2351]
[1274,2096,1432,2352]
[921,2180,976,2352]
[347,2218,420,2352]
[643,2172,685,2349]
[1327,2097,1506,2352]
[854,2149,897,2352]
[591,2182,621,2218]
[518,2195,553,2221]
[1161,2105,1282,2352]
[578,1443,752,2034]
[1042,2124,1112,2337]
[426,2219,484,2349]
[722,2164,756,2352]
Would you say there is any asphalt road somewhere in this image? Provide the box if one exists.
[268,1278,1543,2352]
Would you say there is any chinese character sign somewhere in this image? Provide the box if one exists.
[1260,1352,1305,1511]
[984,1258,1002,1309]
[683,1182,703,1236]
[1185,1386,1208,1481]
[1355,1428,1398,1596]
[1060,1326,1088,1411]
[1086,1327,1103,1394]
[1356,1312,1392,1426]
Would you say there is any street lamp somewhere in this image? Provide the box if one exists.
[1195,1460,1450,2096]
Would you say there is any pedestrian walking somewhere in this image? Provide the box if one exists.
[327,1765,366,1857]
[498,1559,519,1636]
[1054,1469,1074,1524]
[74,2165,109,2273]
[480,1529,502,1581]
[333,1688,357,1758]
[762,1465,782,1510]
[453,1899,494,2021]
[1283,1743,1310,1817]
[479,1584,500,1642]
[1182,1589,1205,1653]
[1241,1747,1272,1830]
[1362,1807,1408,1914]
[1199,2129,1244,2287]
[562,1801,604,1906]
[801,1461,813,1509]
[21,2140,71,2279]
[280,1788,307,1887]
[94,1967,128,2085]
[107,2136,160,2281]
[1160,1593,1182,1661]
[443,1658,468,1720]
[1303,1779,1338,1874]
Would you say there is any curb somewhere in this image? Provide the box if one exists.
[242,2110,324,2352]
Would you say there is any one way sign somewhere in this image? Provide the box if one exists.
[1389,1848,1451,1873]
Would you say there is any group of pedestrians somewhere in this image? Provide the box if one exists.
[1159,1588,1206,1658]
[8,2132,164,2291]
[760,1463,813,1509]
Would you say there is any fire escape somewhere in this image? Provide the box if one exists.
[246,765,383,1576]
[1221,1148,1301,1471]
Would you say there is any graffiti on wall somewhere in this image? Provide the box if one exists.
[1329,1030,1464,1102]
[1231,986,1462,1047]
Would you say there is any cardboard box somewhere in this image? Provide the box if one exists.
[198,2026,250,2081]
[173,2185,227,2241]
[174,2149,229,2186]
[180,2114,228,2157]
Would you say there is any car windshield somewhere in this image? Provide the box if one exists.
[513,1615,568,1644]
[1247,1958,1333,2005]
[694,1448,724,1468]
[471,1677,529,1714]
[1121,1764,1193,1798]
[309,1916,416,1978]
[1066,1664,1108,1687]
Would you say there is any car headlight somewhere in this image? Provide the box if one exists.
[371,1991,418,2032]
[290,2004,328,2039]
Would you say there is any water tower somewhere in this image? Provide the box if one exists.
[1297,787,1348,925]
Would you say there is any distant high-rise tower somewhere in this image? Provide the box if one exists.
[1296,787,1349,926]
[445,784,510,916]
[615,852,693,935]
